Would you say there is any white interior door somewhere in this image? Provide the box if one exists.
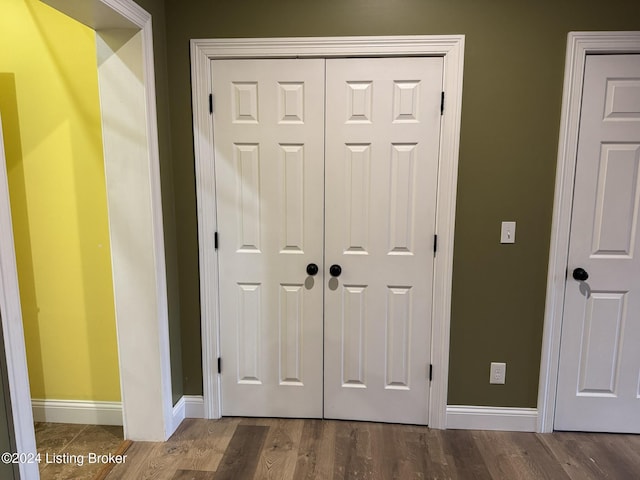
[213,57,443,424]
[323,57,443,424]
[555,54,640,433]
[213,59,325,417]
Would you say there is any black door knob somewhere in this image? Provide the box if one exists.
[572,267,589,281]
[306,263,319,276]
[329,264,342,277]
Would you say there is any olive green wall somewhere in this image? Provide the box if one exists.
[133,0,184,405]
[162,0,640,406]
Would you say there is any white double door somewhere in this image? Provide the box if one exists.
[213,57,443,424]
[555,54,640,433]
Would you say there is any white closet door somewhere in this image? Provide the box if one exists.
[555,54,640,433]
[213,59,325,417]
[323,57,443,424]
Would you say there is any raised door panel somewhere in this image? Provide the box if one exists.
[576,291,626,396]
[590,144,640,257]
[341,285,367,387]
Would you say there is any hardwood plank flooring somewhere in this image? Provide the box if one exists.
[172,417,241,472]
[34,422,124,480]
[293,419,336,479]
[253,419,303,479]
[442,429,493,480]
[472,430,571,480]
[105,419,640,480]
[171,471,215,480]
[213,425,268,480]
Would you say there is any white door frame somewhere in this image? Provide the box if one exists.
[0,113,38,480]
[0,4,175,476]
[191,35,465,428]
[538,31,640,433]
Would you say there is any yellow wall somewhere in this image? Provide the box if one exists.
[0,0,120,401]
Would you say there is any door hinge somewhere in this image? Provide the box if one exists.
[433,234,438,256]
[214,231,218,250]
[217,357,222,374]
[429,364,433,381]
[209,93,214,114]
[440,91,445,115]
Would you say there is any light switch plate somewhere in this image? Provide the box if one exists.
[501,221,516,244]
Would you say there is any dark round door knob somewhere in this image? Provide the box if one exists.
[329,264,342,277]
[572,267,589,281]
[306,263,319,276]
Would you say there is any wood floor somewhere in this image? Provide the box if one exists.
[34,422,124,480]
[105,418,640,479]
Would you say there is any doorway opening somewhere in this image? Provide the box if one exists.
[0,2,175,477]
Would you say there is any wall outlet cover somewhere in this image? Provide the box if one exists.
[490,362,506,384]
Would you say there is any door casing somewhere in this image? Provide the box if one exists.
[538,31,640,433]
[191,35,465,428]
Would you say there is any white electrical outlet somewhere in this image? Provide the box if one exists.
[490,362,506,384]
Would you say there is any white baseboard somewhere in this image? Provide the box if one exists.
[172,395,205,432]
[32,399,123,426]
[172,397,186,432]
[446,405,538,432]
[184,395,205,418]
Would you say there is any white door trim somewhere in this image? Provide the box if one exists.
[538,31,640,433]
[191,35,465,429]
[0,113,39,480]
[45,0,175,441]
